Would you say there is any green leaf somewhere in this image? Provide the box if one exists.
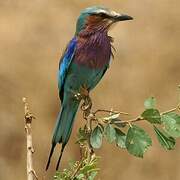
[76,128,87,144]
[162,112,180,138]
[79,156,99,176]
[68,159,76,169]
[104,124,116,143]
[125,125,152,158]
[154,126,175,150]
[88,171,98,180]
[79,164,96,174]
[115,128,126,149]
[141,109,161,124]
[144,97,156,109]
[76,174,85,179]
[90,126,103,149]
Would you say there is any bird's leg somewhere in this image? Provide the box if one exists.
[72,85,92,118]
[80,84,89,97]
[81,96,92,119]
[79,85,92,119]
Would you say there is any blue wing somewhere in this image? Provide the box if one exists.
[58,37,77,102]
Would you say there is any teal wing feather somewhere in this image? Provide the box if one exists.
[46,37,77,170]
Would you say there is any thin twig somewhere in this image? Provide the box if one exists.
[161,103,180,115]
[113,103,180,125]
[93,109,128,115]
[22,97,38,180]
[70,161,83,179]
[109,116,144,126]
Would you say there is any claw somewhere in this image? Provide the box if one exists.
[80,85,89,97]
[74,92,82,100]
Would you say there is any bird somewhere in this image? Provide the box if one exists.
[46,6,133,171]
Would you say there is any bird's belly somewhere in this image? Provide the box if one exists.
[64,62,105,94]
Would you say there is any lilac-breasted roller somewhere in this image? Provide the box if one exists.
[46,6,133,170]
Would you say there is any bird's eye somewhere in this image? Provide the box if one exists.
[89,12,109,19]
[98,13,106,17]
[98,12,109,18]
[99,12,105,16]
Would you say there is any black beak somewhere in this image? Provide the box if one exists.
[113,14,133,21]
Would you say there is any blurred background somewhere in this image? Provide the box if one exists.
[0,0,180,179]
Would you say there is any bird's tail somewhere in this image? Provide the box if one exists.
[46,100,79,170]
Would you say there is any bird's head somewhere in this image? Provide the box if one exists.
[75,6,133,35]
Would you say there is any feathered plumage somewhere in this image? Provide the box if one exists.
[46,6,133,170]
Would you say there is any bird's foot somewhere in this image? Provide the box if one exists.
[80,85,89,98]
[73,85,92,118]
[74,85,92,118]
[73,85,89,101]
[81,97,92,119]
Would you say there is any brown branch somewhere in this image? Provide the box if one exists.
[81,96,95,157]
[69,94,96,179]
[121,116,144,124]
[161,103,180,115]
[70,161,83,179]
[113,103,180,126]
[90,103,180,129]
[22,97,38,180]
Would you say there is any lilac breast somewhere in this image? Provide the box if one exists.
[74,32,112,69]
